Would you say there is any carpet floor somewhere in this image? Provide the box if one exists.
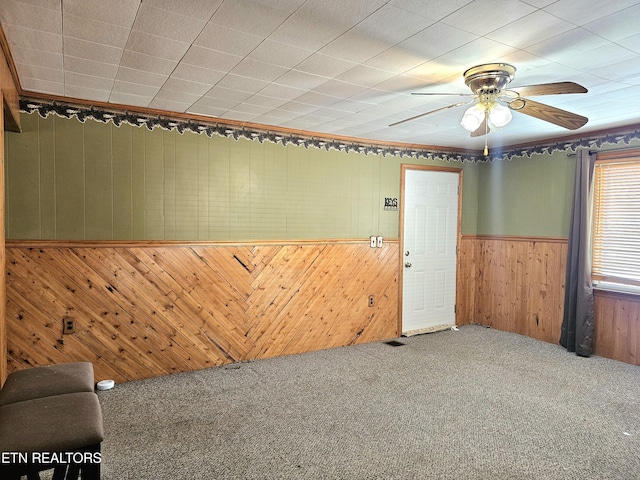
[94,325,640,479]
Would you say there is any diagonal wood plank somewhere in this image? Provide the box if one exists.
[6,241,400,382]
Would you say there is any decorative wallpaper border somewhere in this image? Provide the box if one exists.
[19,98,640,163]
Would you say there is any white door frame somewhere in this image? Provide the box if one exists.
[398,164,463,335]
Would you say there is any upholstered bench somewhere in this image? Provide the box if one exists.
[0,362,95,407]
[0,391,104,480]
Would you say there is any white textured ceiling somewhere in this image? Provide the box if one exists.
[2,0,640,151]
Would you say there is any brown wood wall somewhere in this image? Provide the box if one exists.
[456,236,568,344]
[594,291,640,365]
[458,235,640,366]
[6,241,399,383]
[7,235,640,384]
[0,22,20,384]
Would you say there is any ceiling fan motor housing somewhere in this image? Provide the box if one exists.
[463,63,516,95]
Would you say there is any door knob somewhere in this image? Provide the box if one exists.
[405,251,410,256]
[404,262,412,268]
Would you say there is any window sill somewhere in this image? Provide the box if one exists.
[593,284,640,300]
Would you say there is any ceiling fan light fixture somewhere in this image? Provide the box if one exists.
[487,103,512,128]
[461,103,485,132]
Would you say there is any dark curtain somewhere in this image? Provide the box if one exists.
[560,149,596,356]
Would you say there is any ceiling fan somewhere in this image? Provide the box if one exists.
[390,63,589,154]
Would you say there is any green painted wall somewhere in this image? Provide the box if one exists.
[5,112,481,241]
[475,151,575,237]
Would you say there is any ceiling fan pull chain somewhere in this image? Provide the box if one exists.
[484,110,489,156]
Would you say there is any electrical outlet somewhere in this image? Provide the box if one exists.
[368,295,375,307]
[63,318,75,335]
[376,236,383,247]
[370,236,376,248]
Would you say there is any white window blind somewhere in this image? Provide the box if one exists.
[592,156,640,292]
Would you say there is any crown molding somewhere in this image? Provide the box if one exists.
[18,94,640,163]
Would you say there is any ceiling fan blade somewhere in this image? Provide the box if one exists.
[509,82,587,97]
[511,98,588,130]
[389,101,471,127]
[411,92,474,96]
[470,117,490,137]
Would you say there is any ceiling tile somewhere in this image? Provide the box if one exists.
[268,10,350,51]
[556,43,638,71]
[190,95,239,111]
[270,70,328,90]
[543,0,640,26]
[320,31,390,64]
[215,74,270,94]
[583,4,640,42]
[336,65,397,88]
[208,0,292,37]
[435,38,518,70]
[153,88,201,105]
[147,97,193,112]
[171,63,226,85]
[144,0,223,20]
[230,58,289,82]
[64,55,119,78]
[124,30,190,62]
[219,110,262,122]
[10,45,63,69]
[486,10,576,49]
[63,13,130,48]
[186,104,229,118]
[275,101,319,115]
[340,3,432,46]
[0,0,61,34]
[294,54,356,78]
[525,28,609,64]
[202,86,253,103]
[291,91,341,108]
[257,82,307,100]
[312,79,368,99]
[371,74,432,94]
[363,46,428,74]
[442,0,536,36]
[64,84,110,102]
[63,37,123,65]
[65,71,115,90]
[14,63,64,84]
[247,40,313,69]
[390,0,496,19]
[132,3,206,42]
[115,66,168,87]
[194,23,263,56]
[108,91,154,107]
[119,50,177,75]
[181,45,243,72]
[63,0,138,28]
[162,77,213,96]
[5,0,640,150]
[619,33,640,54]
[19,76,64,95]
[394,22,478,65]
[3,24,61,53]
[112,80,160,97]
[243,95,289,109]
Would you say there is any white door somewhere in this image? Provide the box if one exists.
[401,168,459,335]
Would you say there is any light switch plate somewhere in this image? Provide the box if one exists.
[370,236,377,248]
[376,236,383,247]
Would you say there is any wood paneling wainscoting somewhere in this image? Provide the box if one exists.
[6,240,399,383]
[594,290,640,366]
[458,235,640,366]
[457,235,568,344]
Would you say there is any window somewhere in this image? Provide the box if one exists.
[592,150,640,294]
